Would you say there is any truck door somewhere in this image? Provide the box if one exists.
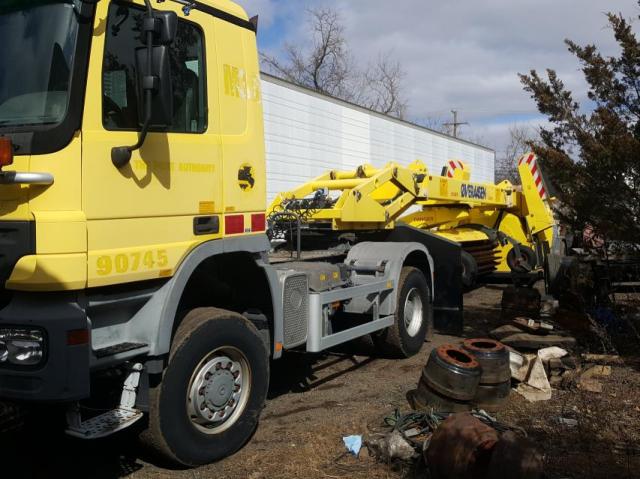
[213,14,266,225]
[82,1,222,287]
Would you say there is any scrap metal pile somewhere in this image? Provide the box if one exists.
[365,410,542,479]
[552,227,640,310]
[358,315,547,478]
[408,339,511,413]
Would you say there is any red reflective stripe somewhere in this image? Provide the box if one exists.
[457,160,464,169]
[449,160,457,170]
[251,213,266,232]
[535,176,542,186]
[447,171,453,177]
[531,164,538,175]
[539,187,546,197]
[225,215,244,234]
[526,154,534,165]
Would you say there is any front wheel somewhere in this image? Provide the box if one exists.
[374,266,433,358]
[141,307,269,467]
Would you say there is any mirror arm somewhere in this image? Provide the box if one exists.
[111,0,156,169]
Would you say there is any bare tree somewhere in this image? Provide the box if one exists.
[495,125,535,184]
[261,7,407,118]
[360,53,408,118]
[261,8,355,98]
[416,116,446,132]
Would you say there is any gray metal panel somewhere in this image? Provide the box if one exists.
[255,260,285,359]
[345,241,434,316]
[306,280,394,352]
[309,315,394,353]
[280,272,309,348]
[261,73,496,202]
[119,235,272,357]
[308,279,395,304]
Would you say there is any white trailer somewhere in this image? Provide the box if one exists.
[261,73,495,202]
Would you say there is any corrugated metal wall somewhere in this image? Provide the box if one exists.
[261,74,495,201]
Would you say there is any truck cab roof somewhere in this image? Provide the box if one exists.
[195,0,250,22]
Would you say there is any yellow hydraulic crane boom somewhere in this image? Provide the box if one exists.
[268,153,558,283]
[406,153,557,280]
[516,153,556,245]
[269,162,424,229]
[268,159,514,230]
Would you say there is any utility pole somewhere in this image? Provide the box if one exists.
[444,110,468,138]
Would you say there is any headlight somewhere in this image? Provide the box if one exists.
[0,328,44,366]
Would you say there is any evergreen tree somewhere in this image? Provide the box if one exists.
[520,3,640,243]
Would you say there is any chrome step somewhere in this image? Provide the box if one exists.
[66,407,143,439]
[66,363,144,439]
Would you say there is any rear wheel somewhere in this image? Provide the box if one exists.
[507,245,537,273]
[374,266,433,358]
[461,251,478,288]
[141,307,269,467]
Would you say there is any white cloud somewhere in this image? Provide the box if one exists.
[246,0,640,154]
[237,0,277,27]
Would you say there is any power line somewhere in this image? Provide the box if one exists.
[443,110,469,138]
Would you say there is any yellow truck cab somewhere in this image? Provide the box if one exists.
[0,0,465,466]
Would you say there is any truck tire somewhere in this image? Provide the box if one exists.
[141,307,269,467]
[461,251,478,288]
[507,245,537,273]
[374,266,433,358]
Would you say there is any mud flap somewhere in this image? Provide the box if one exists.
[381,224,463,334]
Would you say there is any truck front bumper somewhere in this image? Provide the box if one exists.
[0,293,90,402]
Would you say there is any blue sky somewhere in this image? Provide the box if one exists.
[240,0,639,154]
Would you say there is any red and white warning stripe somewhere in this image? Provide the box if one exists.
[518,153,547,199]
[446,160,465,178]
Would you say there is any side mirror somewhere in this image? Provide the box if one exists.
[135,45,173,128]
[153,11,178,45]
[112,7,176,168]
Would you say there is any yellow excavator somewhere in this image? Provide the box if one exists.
[268,152,558,288]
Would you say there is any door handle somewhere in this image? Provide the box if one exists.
[194,216,220,235]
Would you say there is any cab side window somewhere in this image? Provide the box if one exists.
[102,3,207,133]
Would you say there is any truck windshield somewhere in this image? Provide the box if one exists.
[0,1,81,128]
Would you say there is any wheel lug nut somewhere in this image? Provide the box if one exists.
[205,372,212,380]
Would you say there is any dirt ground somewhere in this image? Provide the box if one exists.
[3,284,640,479]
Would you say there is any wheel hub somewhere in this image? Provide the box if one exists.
[205,369,235,409]
[189,355,243,427]
[404,287,423,337]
